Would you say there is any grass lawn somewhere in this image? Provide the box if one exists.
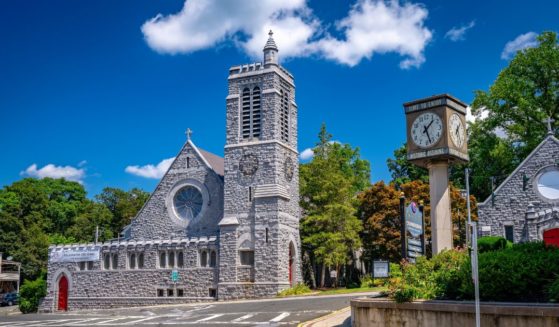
[278,285,387,297]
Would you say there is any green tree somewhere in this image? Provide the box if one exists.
[469,31,559,199]
[386,143,429,186]
[300,123,370,287]
[96,187,149,234]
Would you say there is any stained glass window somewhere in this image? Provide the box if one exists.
[173,186,203,220]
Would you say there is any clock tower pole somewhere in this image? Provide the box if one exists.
[404,94,469,255]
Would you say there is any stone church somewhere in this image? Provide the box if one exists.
[41,32,302,312]
[478,130,559,246]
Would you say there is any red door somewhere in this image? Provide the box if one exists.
[58,275,68,311]
[544,228,559,247]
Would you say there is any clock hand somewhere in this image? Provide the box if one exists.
[423,125,432,143]
[426,119,434,129]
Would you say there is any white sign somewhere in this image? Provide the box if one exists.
[481,226,491,232]
[50,247,100,263]
[373,261,389,278]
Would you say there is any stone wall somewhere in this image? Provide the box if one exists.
[478,136,559,242]
[351,298,559,327]
[41,238,218,312]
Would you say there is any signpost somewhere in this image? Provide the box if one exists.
[372,260,390,278]
[405,201,425,262]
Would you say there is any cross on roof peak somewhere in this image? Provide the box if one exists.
[185,128,193,140]
[544,117,555,135]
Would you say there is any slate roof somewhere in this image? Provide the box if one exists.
[198,148,224,176]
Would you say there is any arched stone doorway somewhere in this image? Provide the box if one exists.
[289,242,295,286]
[57,275,68,311]
[544,228,559,247]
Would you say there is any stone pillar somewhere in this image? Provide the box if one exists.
[428,161,453,254]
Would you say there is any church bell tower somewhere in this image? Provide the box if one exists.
[218,31,302,299]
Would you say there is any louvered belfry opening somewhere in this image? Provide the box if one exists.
[280,89,289,142]
[242,86,261,140]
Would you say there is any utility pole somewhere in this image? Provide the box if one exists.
[399,192,406,261]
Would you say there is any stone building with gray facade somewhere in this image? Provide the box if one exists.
[478,133,559,246]
[40,32,302,312]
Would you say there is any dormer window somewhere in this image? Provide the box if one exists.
[241,87,261,140]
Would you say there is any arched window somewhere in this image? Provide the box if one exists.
[104,254,110,270]
[169,252,175,268]
[138,253,145,269]
[177,251,184,268]
[280,89,289,142]
[241,86,262,140]
[200,250,208,267]
[160,252,167,268]
[112,253,118,270]
[210,250,217,268]
[129,253,136,269]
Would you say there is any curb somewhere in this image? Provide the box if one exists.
[298,306,351,327]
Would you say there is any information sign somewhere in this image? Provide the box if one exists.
[405,202,424,259]
[372,260,390,278]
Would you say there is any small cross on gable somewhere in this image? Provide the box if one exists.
[185,128,193,140]
[544,117,555,135]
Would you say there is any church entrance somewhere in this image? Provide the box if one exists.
[289,242,295,286]
[544,228,559,247]
[57,275,68,311]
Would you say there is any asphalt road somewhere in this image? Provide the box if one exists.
[0,292,378,327]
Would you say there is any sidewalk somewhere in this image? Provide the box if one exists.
[299,306,351,327]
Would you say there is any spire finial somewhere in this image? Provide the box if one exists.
[544,117,555,135]
[269,29,273,37]
[186,128,193,141]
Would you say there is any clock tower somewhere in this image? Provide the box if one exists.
[218,31,302,299]
[404,94,469,254]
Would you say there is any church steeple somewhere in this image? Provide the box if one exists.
[263,30,278,66]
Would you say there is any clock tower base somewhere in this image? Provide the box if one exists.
[428,160,453,254]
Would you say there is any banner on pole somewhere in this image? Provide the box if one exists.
[405,202,424,260]
[50,247,101,263]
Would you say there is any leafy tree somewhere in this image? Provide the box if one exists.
[469,31,559,199]
[386,143,428,186]
[18,275,47,313]
[359,180,477,264]
[300,123,370,287]
[96,187,149,234]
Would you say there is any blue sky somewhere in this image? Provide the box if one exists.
[1,0,558,196]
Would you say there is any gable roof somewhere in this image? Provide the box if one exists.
[198,147,224,176]
[480,135,559,205]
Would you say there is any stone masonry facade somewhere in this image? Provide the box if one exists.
[40,32,302,312]
[478,135,559,242]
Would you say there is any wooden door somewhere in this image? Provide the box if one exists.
[58,275,68,311]
[544,228,559,247]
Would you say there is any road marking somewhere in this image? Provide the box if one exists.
[61,318,107,326]
[270,312,290,322]
[120,316,159,325]
[195,314,224,322]
[94,317,131,325]
[232,314,255,322]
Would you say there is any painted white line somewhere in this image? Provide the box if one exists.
[61,318,107,326]
[94,317,130,325]
[25,320,77,327]
[232,314,255,322]
[270,312,290,322]
[120,316,159,325]
[0,322,40,326]
[195,314,224,322]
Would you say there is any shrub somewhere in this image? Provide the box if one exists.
[19,276,47,313]
[277,283,312,297]
[548,277,559,302]
[477,236,508,253]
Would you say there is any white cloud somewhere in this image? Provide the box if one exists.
[142,0,433,69]
[317,0,432,68]
[467,106,507,139]
[21,164,86,183]
[125,157,175,179]
[300,148,314,160]
[445,21,475,42]
[501,32,538,60]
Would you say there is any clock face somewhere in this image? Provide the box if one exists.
[284,157,294,181]
[239,153,258,176]
[411,112,443,148]
[449,113,466,148]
